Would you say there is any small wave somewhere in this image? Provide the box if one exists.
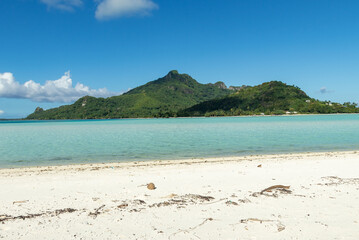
[50,157,72,161]
[14,160,25,163]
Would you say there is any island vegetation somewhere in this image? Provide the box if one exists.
[26,71,359,120]
[178,81,359,117]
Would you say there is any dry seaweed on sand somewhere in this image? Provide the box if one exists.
[319,176,359,186]
[184,194,214,202]
[260,185,291,194]
[149,194,215,208]
[239,218,286,232]
[0,208,78,223]
[251,185,292,197]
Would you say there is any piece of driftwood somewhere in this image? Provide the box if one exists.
[88,205,105,218]
[225,200,239,206]
[117,203,128,209]
[13,200,29,205]
[134,199,146,205]
[240,218,274,223]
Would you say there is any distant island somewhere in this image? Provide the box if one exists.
[26,70,359,120]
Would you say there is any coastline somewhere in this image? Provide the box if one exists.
[0,150,358,172]
[1,151,359,239]
[2,112,359,122]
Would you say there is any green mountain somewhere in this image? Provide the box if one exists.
[178,81,359,116]
[26,70,233,119]
[26,73,359,120]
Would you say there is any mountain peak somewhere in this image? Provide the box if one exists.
[165,70,179,78]
[160,70,195,84]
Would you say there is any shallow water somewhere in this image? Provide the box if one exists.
[1,115,359,168]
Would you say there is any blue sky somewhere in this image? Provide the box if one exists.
[1,0,359,118]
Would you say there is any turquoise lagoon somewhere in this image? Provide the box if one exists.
[1,115,359,168]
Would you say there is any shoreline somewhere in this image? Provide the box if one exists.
[1,150,358,172]
[2,112,359,121]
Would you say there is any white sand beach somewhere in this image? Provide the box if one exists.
[1,151,359,239]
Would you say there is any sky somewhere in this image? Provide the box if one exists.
[1,0,359,118]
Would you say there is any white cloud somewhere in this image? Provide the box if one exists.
[0,110,4,115]
[320,87,327,94]
[95,0,158,20]
[0,71,119,103]
[40,0,83,11]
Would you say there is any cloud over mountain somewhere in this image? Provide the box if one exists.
[95,0,158,20]
[0,71,119,102]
